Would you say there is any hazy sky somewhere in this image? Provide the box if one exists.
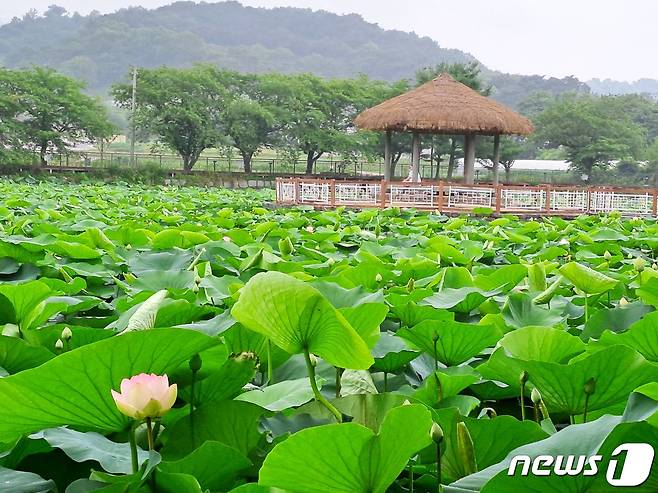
[1,0,656,81]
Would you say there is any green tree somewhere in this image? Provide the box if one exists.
[415,61,491,95]
[645,138,658,186]
[0,67,115,165]
[477,137,526,183]
[221,72,298,173]
[282,74,391,175]
[112,65,226,171]
[534,95,645,179]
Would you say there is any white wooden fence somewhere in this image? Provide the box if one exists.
[276,178,657,215]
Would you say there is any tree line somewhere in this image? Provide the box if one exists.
[2,62,658,184]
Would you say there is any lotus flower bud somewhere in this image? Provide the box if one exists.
[456,422,477,476]
[327,257,335,266]
[406,278,414,292]
[375,273,383,283]
[223,236,231,242]
[111,373,177,420]
[61,327,72,341]
[308,353,318,367]
[603,250,612,261]
[402,399,412,406]
[633,258,646,272]
[305,225,314,233]
[55,339,64,351]
[278,237,294,256]
[531,388,542,405]
[519,370,529,385]
[430,422,444,444]
[653,263,658,270]
[189,353,202,373]
[374,224,381,237]
[584,377,596,396]
[619,297,629,306]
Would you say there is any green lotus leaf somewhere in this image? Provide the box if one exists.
[259,404,433,493]
[231,272,373,369]
[558,262,617,294]
[398,318,503,366]
[480,345,657,415]
[502,293,567,328]
[0,329,215,442]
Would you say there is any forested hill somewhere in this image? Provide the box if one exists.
[1,1,587,107]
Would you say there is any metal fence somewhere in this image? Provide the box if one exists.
[33,151,571,184]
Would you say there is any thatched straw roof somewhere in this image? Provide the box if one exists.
[354,74,533,135]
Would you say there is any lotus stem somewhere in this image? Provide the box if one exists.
[128,423,138,474]
[431,423,444,493]
[583,377,596,423]
[145,417,154,451]
[433,335,443,402]
[267,339,274,384]
[436,446,442,493]
[187,247,206,271]
[383,372,388,392]
[335,367,344,398]
[303,348,342,423]
[519,371,529,421]
[189,353,201,414]
[584,294,589,322]
[409,463,414,493]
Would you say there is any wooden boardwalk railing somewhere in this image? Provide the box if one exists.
[275,178,658,216]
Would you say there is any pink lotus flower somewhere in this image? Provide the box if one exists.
[111,373,177,420]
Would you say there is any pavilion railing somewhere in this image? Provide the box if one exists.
[275,178,658,216]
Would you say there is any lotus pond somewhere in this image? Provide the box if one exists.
[0,179,657,492]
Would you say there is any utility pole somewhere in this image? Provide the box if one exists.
[130,67,138,168]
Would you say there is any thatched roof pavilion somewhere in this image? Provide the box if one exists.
[354,74,533,184]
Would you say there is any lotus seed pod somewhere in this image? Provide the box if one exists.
[584,377,596,396]
[278,237,294,256]
[189,353,202,373]
[235,351,257,362]
[456,422,477,476]
[633,257,646,272]
[375,273,383,283]
[519,370,529,385]
[531,388,542,404]
[55,339,64,350]
[430,422,444,444]
[61,327,72,341]
[603,250,612,261]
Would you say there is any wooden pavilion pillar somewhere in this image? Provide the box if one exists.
[411,132,421,182]
[492,134,501,185]
[463,134,476,185]
[384,130,392,180]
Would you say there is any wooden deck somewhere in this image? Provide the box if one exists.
[275,178,658,216]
